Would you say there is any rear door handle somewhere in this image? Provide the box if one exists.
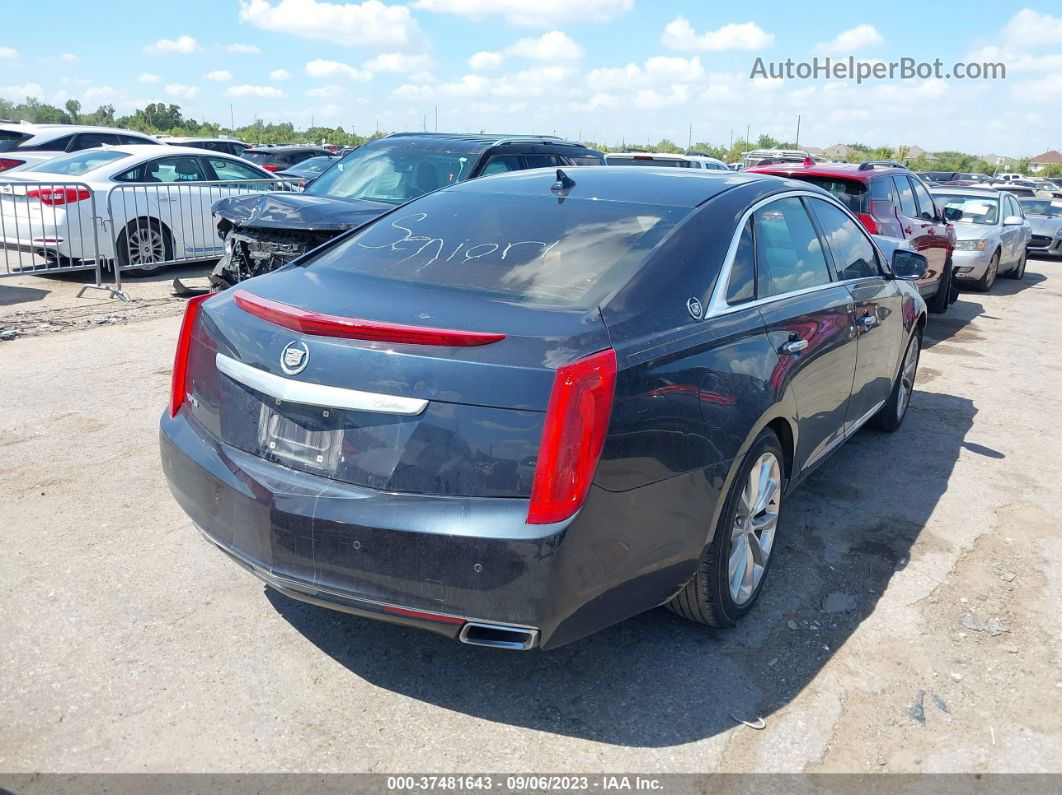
[780,339,809,354]
[858,314,879,330]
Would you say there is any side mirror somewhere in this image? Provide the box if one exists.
[1003,215,1023,226]
[892,249,927,281]
[944,207,963,222]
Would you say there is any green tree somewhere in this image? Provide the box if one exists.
[64,99,81,124]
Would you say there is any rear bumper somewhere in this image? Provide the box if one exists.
[161,411,709,649]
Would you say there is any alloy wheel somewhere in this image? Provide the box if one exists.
[897,338,919,420]
[729,452,781,605]
[127,227,165,267]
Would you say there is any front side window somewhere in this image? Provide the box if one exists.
[480,155,522,176]
[910,179,937,221]
[808,199,880,280]
[207,157,266,181]
[893,176,918,217]
[70,133,121,151]
[754,197,832,298]
[522,154,562,169]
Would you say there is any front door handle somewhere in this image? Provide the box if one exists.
[780,339,809,355]
[857,314,879,330]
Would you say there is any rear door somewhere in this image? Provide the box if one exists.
[752,196,858,472]
[807,197,904,431]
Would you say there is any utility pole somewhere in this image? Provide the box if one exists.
[422,114,426,131]
[688,123,693,150]
[434,105,438,132]
[229,104,234,130]
[795,114,801,148]
[745,124,750,155]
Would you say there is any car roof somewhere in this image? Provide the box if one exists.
[746,162,910,182]
[245,144,329,152]
[0,123,160,140]
[931,186,1001,195]
[164,136,248,144]
[380,131,591,154]
[441,165,780,208]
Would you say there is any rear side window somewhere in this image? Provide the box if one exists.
[121,135,159,145]
[26,134,74,152]
[725,220,756,304]
[523,154,563,169]
[244,152,272,164]
[808,199,880,280]
[141,156,207,182]
[309,191,689,309]
[0,130,31,152]
[893,176,918,217]
[70,133,121,151]
[480,155,522,176]
[869,178,893,201]
[754,197,832,298]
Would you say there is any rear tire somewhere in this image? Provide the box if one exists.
[1004,251,1027,280]
[869,331,921,433]
[973,251,999,292]
[667,429,785,628]
[927,257,953,314]
[116,218,173,276]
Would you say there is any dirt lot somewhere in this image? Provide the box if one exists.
[1,260,1060,774]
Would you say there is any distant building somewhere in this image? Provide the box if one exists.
[895,145,937,163]
[822,144,855,161]
[1030,150,1062,172]
[982,153,1020,171]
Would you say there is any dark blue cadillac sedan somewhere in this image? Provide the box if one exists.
[160,167,928,650]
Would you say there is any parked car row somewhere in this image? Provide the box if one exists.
[161,164,935,650]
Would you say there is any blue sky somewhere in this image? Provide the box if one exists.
[2,1,1060,156]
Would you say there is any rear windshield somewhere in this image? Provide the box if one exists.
[243,152,275,164]
[29,149,128,176]
[308,191,689,308]
[788,176,867,213]
[0,130,30,153]
[606,157,693,168]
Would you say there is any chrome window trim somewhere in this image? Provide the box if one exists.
[706,190,888,319]
[215,352,428,416]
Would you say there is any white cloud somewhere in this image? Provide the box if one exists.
[588,56,704,91]
[305,58,372,82]
[662,17,774,52]
[815,24,884,54]
[306,84,345,98]
[0,46,18,60]
[468,51,502,70]
[61,53,78,63]
[239,0,424,50]
[83,85,123,104]
[507,31,583,61]
[0,82,42,97]
[362,52,432,73]
[165,83,200,99]
[269,68,291,80]
[414,0,631,26]
[205,70,234,82]
[226,43,261,53]
[1001,9,1062,48]
[143,35,200,55]
[226,84,285,97]
[137,73,161,83]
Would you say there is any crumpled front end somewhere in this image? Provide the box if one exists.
[210,223,338,288]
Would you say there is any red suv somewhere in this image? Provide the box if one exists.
[747,161,956,314]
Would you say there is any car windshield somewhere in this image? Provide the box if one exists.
[244,152,276,164]
[307,190,689,308]
[305,140,478,204]
[28,150,128,176]
[1019,199,1062,217]
[933,194,999,225]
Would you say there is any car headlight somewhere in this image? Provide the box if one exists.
[954,239,988,251]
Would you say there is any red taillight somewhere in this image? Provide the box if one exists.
[527,349,617,525]
[233,290,506,347]
[262,164,279,172]
[27,187,92,206]
[857,213,880,235]
[169,294,211,417]
[0,158,23,172]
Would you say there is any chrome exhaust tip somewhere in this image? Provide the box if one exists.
[458,622,539,650]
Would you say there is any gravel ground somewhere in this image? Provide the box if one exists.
[1,259,1060,774]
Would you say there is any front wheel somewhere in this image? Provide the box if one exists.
[973,251,999,292]
[667,429,785,627]
[927,257,953,314]
[869,331,921,432]
[116,218,173,275]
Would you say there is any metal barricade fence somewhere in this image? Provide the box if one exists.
[106,178,288,291]
[0,179,109,296]
[0,177,287,299]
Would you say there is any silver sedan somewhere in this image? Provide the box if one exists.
[931,187,1032,291]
